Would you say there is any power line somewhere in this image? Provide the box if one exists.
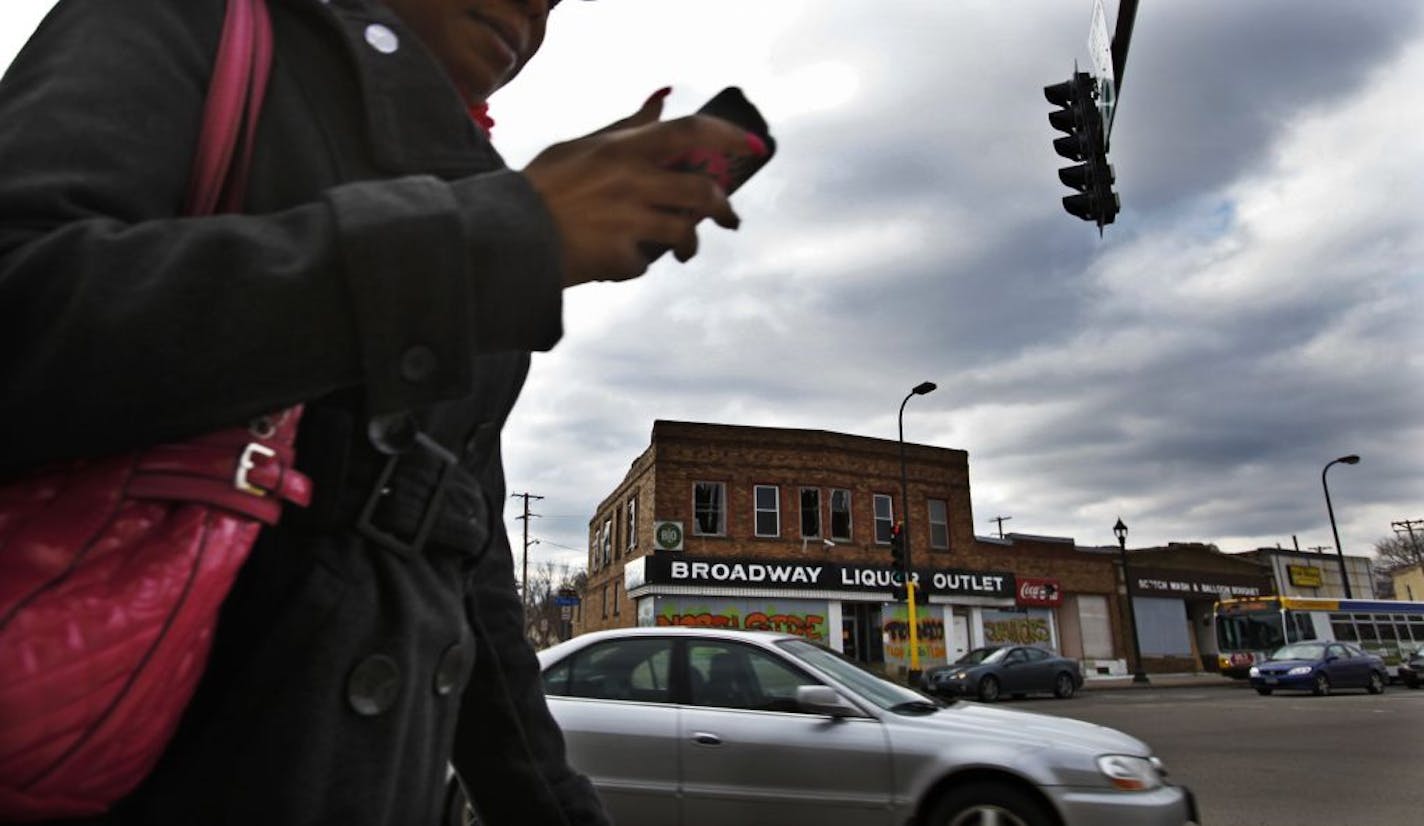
[988,515,1013,539]
[532,537,587,554]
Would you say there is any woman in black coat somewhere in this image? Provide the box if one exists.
[0,0,760,823]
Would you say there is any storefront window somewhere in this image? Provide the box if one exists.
[982,607,1055,648]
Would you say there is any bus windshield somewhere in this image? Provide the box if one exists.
[1217,609,1285,651]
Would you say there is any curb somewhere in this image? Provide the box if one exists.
[1083,674,1243,691]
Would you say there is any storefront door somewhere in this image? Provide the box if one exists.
[950,610,970,662]
[841,603,884,665]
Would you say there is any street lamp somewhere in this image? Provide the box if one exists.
[898,381,936,683]
[1322,454,1361,598]
[1114,518,1149,684]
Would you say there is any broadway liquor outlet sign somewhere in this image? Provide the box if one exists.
[641,555,1016,599]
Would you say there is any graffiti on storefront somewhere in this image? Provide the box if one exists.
[882,607,947,665]
[983,616,1052,645]
[652,597,828,642]
[657,612,739,629]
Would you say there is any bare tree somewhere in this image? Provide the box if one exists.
[1374,534,1424,599]
[523,560,586,649]
[1376,534,1424,570]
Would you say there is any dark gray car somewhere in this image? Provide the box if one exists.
[923,645,1085,702]
[478,627,1197,826]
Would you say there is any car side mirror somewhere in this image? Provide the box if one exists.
[795,685,859,718]
[1324,655,1339,662]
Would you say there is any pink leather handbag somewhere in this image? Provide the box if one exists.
[0,0,310,818]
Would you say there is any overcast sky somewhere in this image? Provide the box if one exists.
[5,1,1421,577]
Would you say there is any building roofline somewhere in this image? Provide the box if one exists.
[650,419,966,457]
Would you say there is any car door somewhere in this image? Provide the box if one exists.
[1020,647,1058,693]
[1323,643,1360,688]
[1341,643,1375,687]
[542,636,680,825]
[678,639,894,826]
[996,647,1032,693]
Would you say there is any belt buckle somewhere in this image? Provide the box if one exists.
[235,442,277,496]
[355,434,457,557]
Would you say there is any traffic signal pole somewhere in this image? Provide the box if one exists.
[1111,0,1140,102]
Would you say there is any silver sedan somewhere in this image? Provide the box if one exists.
[507,626,1198,826]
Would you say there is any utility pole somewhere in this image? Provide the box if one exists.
[988,516,1013,539]
[511,492,544,616]
[1393,519,1424,566]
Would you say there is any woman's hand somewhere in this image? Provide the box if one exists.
[522,91,766,287]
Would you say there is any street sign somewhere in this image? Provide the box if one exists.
[1089,0,1117,141]
[560,606,572,621]
[554,595,580,607]
[654,520,684,552]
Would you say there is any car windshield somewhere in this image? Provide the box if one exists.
[1270,642,1327,661]
[1216,609,1285,651]
[956,647,1002,665]
[777,638,934,711]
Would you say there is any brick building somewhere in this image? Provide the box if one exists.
[576,420,1282,676]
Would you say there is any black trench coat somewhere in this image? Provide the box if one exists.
[0,1,605,823]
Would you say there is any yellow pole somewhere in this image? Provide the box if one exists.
[907,577,920,675]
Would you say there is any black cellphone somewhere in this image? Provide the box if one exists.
[640,86,777,262]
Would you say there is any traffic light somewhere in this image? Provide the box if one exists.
[1045,71,1118,230]
[889,522,907,572]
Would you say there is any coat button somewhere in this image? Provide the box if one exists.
[364,23,400,54]
[347,654,402,716]
[434,642,471,696]
[400,345,437,383]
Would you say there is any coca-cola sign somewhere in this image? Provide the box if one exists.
[1017,577,1062,607]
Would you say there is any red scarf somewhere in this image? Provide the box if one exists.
[469,102,495,135]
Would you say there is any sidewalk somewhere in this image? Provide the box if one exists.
[1083,672,1243,690]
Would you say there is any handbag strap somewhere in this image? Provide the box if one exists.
[184,0,273,216]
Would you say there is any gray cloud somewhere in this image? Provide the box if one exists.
[5,1,1418,574]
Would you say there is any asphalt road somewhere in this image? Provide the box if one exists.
[1003,681,1424,826]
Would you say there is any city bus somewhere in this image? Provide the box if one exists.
[1214,596,1424,679]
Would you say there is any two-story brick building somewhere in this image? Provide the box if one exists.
[576,420,1286,677]
[579,421,1139,675]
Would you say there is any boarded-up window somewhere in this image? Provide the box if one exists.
[1135,597,1192,656]
[1078,594,1113,659]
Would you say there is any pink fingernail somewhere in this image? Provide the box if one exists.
[745,133,769,157]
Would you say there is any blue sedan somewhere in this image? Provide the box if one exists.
[1249,641,1387,696]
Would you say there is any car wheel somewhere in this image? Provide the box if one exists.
[1366,671,1385,695]
[927,780,1054,826]
[977,675,1001,703]
[1406,677,1421,689]
[1255,687,1273,696]
[1052,672,1077,699]
[1312,673,1331,696]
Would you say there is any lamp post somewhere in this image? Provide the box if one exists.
[1114,518,1149,684]
[1322,455,1361,598]
[898,381,936,683]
